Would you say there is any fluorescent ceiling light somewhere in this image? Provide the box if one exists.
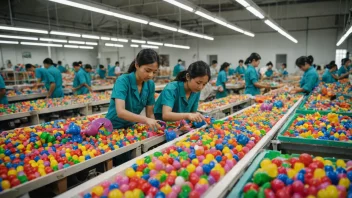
[0,40,19,44]
[278,29,298,43]
[117,38,128,42]
[244,31,255,37]
[105,43,123,47]
[132,39,146,44]
[147,41,163,46]
[164,43,190,49]
[337,26,352,46]
[203,36,214,40]
[212,18,227,26]
[225,24,244,33]
[141,44,159,49]
[0,34,38,40]
[246,7,264,19]
[69,40,85,44]
[130,44,139,47]
[80,46,94,49]
[40,38,67,43]
[85,42,98,45]
[195,11,215,21]
[50,31,81,37]
[149,22,177,31]
[49,0,148,24]
[100,36,110,40]
[21,42,62,47]
[111,38,118,41]
[163,0,194,12]
[236,0,250,7]
[0,25,48,34]
[82,34,100,39]
[264,20,280,31]
[64,44,78,48]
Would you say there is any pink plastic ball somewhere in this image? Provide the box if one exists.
[120,184,129,193]
[195,166,203,176]
[149,170,158,177]
[346,160,352,167]
[172,185,181,193]
[167,191,178,198]
[165,164,174,173]
[173,161,181,169]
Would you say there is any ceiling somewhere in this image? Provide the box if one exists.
[0,0,345,41]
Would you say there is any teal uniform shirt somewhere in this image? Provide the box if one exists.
[108,65,116,76]
[0,75,8,104]
[73,68,89,95]
[244,64,260,96]
[46,65,64,98]
[154,81,200,120]
[98,69,106,79]
[265,69,273,77]
[85,70,92,87]
[338,65,350,78]
[35,68,55,91]
[216,70,228,99]
[300,66,319,93]
[281,69,288,77]
[106,72,155,129]
[322,69,337,83]
[57,65,67,73]
[228,68,236,76]
[235,66,246,75]
[173,64,185,77]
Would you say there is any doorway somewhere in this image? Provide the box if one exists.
[276,54,287,70]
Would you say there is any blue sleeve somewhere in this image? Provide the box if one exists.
[147,81,155,106]
[301,72,318,92]
[338,67,346,76]
[0,75,5,89]
[78,72,87,85]
[220,72,227,83]
[111,77,128,100]
[46,71,55,83]
[35,69,42,80]
[249,69,258,84]
[191,93,200,112]
[161,89,176,109]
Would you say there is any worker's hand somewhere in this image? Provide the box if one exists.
[88,87,93,92]
[218,86,224,92]
[290,88,298,94]
[144,118,161,131]
[187,113,205,123]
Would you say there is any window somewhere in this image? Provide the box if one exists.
[335,49,347,68]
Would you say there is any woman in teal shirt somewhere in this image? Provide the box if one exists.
[264,62,274,78]
[43,58,64,98]
[244,53,271,96]
[97,65,106,79]
[291,56,319,94]
[106,49,160,130]
[216,62,230,99]
[73,62,92,95]
[25,64,55,92]
[235,59,246,76]
[322,63,339,83]
[0,75,8,104]
[280,63,288,77]
[57,61,67,73]
[338,58,352,79]
[154,61,210,122]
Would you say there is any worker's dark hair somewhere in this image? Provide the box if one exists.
[239,59,244,63]
[296,56,313,68]
[25,64,33,70]
[342,58,351,65]
[212,60,217,65]
[115,61,119,65]
[307,55,314,64]
[99,65,104,69]
[266,61,273,67]
[317,65,322,70]
[178,59,182,62]
[175,61,211,82]
[85,64,92,70]
[43,58,53,65]
[282,63,287,68]
[58,61,62,65]
[78,61,82,65]
[219,62,230,71]
[72,62,80,67]
[245,53,261,65]
[327,63,338,69]
[128,49,160,73]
